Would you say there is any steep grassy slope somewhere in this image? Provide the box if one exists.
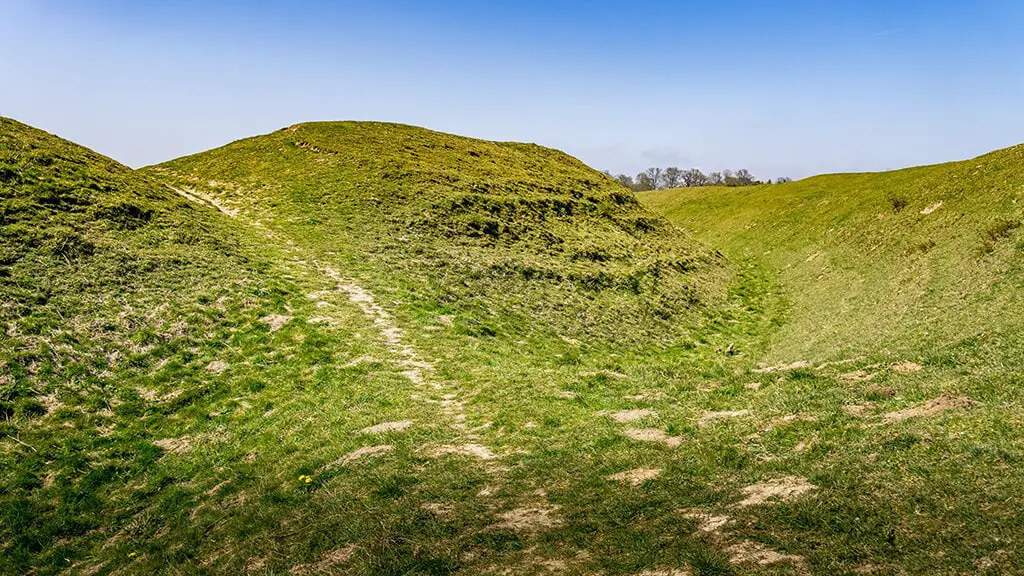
[636,149,1024,574]
[154,121,730,344]
[2,119,783,576]
[641,145,1024,363]
[0,119,486,575]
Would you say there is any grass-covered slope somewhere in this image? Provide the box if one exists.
[9,117,1024,575]
[0,118,462,575]
[640,145,1024,363]
[634,149,1024,575]
[154,121,729,343]
[150,128,1024,575]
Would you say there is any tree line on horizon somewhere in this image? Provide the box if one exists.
[604,167,792,191]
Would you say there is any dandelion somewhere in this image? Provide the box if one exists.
[298,474,312,484]
[128,552,137,558]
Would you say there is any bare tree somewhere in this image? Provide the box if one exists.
[634,171,656,191]
[614,174,635,188]
[681,168,708,187]
[643,167,663,190]
[775,176,793,184]
[662,167,682,189]
[734,169,755,185]
[603,166,761,189]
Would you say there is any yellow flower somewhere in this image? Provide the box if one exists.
[128,552,137,558]
[304,477,312,484]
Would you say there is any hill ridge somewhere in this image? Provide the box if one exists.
[152,120,732,344]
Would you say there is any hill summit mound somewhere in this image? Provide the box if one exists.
[155,121,729,341]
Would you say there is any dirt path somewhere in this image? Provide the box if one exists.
[315,264,436,389]
[168,182,498,453]
[166,184,240,218]
[168,180,571,569]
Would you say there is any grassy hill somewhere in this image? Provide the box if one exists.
[639,145,1024,364]
[638,148,1024,573]
[153,121,731,344]
[5,117,1024,575]
[0,119,489,575]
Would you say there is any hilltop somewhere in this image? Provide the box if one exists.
[152,121,731,344]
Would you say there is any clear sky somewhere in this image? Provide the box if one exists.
[1,1,1022,179]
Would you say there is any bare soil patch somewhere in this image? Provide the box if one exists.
[622,428,683,447]
[153,437,192,454]
[759,414,816,432]
[892,361,923,374]
[839,369,876,383]
[607,468,662,486]
[843,403,875,417]
[421,502,456,517]
[203,480,232,496]
[358,420,413,435]
[881,393,974,424]
[259,314,293,332]
[698,410,751,425]
[736,476,816,507]
[435,443,498,460]
[289,545,357,575]
[341,445,393,465]
[865,384,896,399]
[608,409,656,423]
[137,387,162,402]
[728,541,807,571]
[493,505,563,531]
[754,360,809,374]
[342,355,379,368]
[681,511,731,534]
[205,360,229,373]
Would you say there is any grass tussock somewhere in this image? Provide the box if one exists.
[977,217,1021,256]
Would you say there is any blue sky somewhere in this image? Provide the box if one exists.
[1,1,1022,179]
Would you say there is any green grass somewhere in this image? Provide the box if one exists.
[640,146,1024,363]
[4,117,1024,574]
[638,145,1024,573]
[153,121,731,345]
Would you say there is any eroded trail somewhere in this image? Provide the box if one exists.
[315,264,436,389]
[168,183,503,464]
[165,181,824,574]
